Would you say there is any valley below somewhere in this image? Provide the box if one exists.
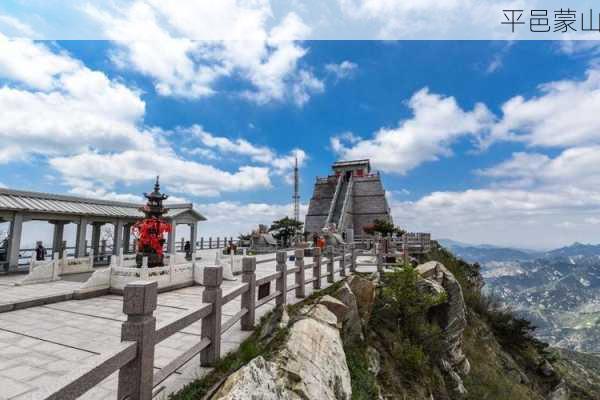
[441,240,600,353]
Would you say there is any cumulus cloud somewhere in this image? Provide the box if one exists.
[0,34,150,163]
[196,201,308,237]
[391,185,600,249]
[486,68,600,148]
[189,125,307,175]
[331,88,493,174]
[0,36,275,197]
[325,60,358,80]
[50,150,272,197]
[477,147,600,189]
[371,66,600,247]
[337,0,526,39]
[84,1,324,105]
[391,145,600,248]
[66,183,144,203]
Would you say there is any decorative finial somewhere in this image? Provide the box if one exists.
[154,176,160,193]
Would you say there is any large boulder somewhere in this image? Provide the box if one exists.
[332,282,364,342]
[213,304,352,400]
[346,275,376,324]
[212,356,290,400]
[319,295,349,322]
[281,305,352,400]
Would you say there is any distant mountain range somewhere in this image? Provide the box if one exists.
[439,239,600,353]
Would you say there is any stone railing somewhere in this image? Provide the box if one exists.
[17,252,95,285]
[35,246,355,400]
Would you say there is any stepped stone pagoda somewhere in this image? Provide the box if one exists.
[305,159,392,238]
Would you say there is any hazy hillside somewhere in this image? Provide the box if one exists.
[441,240,600,353]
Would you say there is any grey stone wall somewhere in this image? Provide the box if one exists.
[305,172,392,236]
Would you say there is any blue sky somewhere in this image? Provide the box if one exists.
[2,7,600,249]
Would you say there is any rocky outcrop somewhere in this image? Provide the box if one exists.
[213,303,352,400]
[547,381,569,400]
[346,275,376,324]
[331,283,364,342]
[416,261,470,398]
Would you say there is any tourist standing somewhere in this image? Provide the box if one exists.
[35,241,46,261]
[184,240,192,260]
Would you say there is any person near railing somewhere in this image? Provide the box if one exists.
[35,241,46,261]
[184,240,192,261]
[0,237,7,266]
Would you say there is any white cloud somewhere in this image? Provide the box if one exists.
[558,41,600,56]
[66,183,143,203]
[0,34,80,90]
[0,14,35,37]
[196,201,308,237]
[181,147,220,160]
[189,125,307,175]
[331,88,493,174]
[337,0,526,39]
[291,69,324,106]
[485,42,514,74]
[325,60,357,80]
[85,1,323,105]
[0,34,151,163]
[391,186,600,249]
[486,68,600,148]
[584,217,600,225]
[478,147,600,189]
[392,145,600,248]
[0,36,275,198]
[50,149,272,197]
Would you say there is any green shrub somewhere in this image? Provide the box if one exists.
[344,343,380,400]
[371,266,446,379]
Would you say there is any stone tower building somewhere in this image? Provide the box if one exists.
[305,160,392,238]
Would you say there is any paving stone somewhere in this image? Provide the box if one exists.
[0,365,46,381]
[0,375,33,399]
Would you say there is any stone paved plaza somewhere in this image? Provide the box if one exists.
[0,254,376,399]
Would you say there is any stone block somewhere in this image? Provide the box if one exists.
[123,281,158,316]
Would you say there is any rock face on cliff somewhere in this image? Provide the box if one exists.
[203,248,600,400]
[416,261,470,398]
[213,303,352,400]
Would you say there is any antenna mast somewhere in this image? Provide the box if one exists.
[293,156,300,224]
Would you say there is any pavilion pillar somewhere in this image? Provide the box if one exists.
[167,221,176,255]
[190,223,198,252]
[7,213,23,272]
[123,223,132,253]
[113,220,125,255]
[91,222,104,257]
[51,221,66,259]
[75,217,88,257]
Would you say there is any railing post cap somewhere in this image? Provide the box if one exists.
[203,266,223,287]
[242,257,256,272]
[123,281,158,315]
[295,249,304,258]
[276,251,287,262]
[313,247,321,256]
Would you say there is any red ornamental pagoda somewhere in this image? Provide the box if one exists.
[133,177,172,268]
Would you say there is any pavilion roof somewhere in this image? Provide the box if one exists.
[0,188,206,221]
